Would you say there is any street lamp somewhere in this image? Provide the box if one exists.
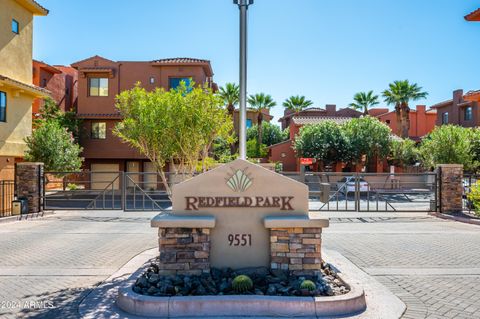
[234,0,253,160]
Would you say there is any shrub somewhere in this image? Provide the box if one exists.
[232,275,253,293]
[467,181,480,217]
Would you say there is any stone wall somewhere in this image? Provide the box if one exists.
[437,164,463,214]
[158,227,211,275]
[15,162,44,214]
[269,227,322,276]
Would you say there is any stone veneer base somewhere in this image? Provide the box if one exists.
[117,269,366,318]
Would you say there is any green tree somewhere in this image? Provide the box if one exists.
[349,91,379,115]
[294,121,350,166]
[218,83,239,154]
[35,97,82,140]
[247,93,276,151]
[246,139,268,158]
[382,80,428,139]
[282,95,313,114]
[24,121,83,171]
[218,83,239,116]
[114,81,233,197]
[343,116,392,166]
[389,138,420,167]
[420,125,477,171]
[246,122,288,147]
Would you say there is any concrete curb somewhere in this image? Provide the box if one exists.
[116,254,366,318]
[0,211,54,224]
[429,211,480,226]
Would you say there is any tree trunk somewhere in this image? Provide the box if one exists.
[401,102,410,139]
[395,104,402,136]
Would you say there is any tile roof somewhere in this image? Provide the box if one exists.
[151,58,211,64]
[292,116,353,125]
[465,8,480,21]
[0,74,50,96]
[466,90,480,96]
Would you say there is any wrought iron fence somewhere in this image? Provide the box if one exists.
[463,174,479,213]
[0,180,14,217]
[280,172,437,212]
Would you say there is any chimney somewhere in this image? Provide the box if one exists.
[453,89,464,104]
[416,105,426,113]
[326,104,336,116]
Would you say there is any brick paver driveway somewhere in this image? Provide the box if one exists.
[0,210,479,318]
[317,212,480,319]
[0,210,158,319]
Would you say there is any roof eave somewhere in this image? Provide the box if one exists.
[0,77,50,98]
[15,0,49,16]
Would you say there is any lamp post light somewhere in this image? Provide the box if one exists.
[234,0,253,160]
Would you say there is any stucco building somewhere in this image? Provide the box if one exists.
[430,89,480,127]
[269,105,368,171]
[70,55,216,177]
[0,0,49,179]
[32,60,78,116]
[270,104,436,172]
[376,105,437,140]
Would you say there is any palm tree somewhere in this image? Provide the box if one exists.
[282,95,313,114]
[218,83,239,154]
[349,91,379,115]
[218,83,239,117]
[247,93,276,151]
[383,80,428,139]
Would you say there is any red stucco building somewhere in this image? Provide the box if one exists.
[269,105,436,172]
[32,60,78,116]
[70,55,216,178]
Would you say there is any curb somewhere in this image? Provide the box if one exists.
[79,248,404,319]
[429,211,480,226]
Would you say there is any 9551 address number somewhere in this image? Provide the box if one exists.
[228,234,252,246]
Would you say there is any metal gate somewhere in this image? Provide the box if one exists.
[282,172,437,212]
[44,170,437,213]
[44,171,123,210]
[43,171,176,211]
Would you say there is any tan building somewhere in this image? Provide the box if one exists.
[70,55,216,177]
[0,0,49,179]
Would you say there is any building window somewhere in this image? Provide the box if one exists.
[385,120,391,124]
[465,106,473,121]
[89,78,108,96]
[442,112,449,124]
[0,91,6,122]
[42,78,47,88]
[150,77,155,84]
[169,77,191,90]
[91,122,106,139]
[12,19,19,34]
[246,119,252,128]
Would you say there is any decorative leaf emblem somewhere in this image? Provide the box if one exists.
[226,169,253,192]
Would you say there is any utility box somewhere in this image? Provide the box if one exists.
[320,183,331,203]
[12,197,28,215]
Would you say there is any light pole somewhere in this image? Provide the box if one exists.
[234,0,253,160]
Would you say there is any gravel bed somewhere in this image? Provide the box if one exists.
[132,259,349,297]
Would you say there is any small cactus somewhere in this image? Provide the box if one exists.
[232,275,253,293]
[300,280,316,291]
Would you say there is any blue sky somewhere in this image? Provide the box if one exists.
[33,0,480,122]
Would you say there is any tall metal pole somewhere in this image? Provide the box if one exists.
[235,0,253,160]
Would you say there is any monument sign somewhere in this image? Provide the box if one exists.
[151,159,328,273]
